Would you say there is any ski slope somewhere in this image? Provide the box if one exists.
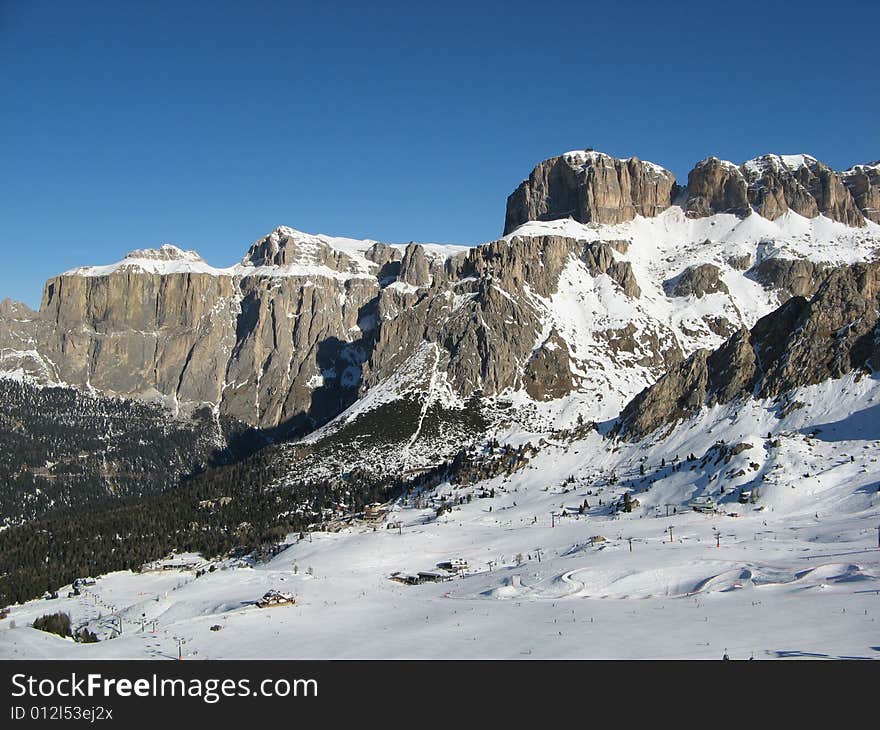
[3,373,879,659]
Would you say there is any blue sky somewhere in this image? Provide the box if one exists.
[1,0,877,307]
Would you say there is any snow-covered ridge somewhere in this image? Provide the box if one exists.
[692,157,745,176]
[561,149,670,176]
[63,228,469,280]
[65,244,234,277]
[506,207,880,266]
[843,160,880,175]
[556,149,846,180]
[742,153,819,177]
[253,226,465,261]
[61,203,880,283]
[245,226,468,267]
[124,243,204,262]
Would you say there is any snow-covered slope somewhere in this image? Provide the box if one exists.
[4,371,878,659]
[4,215,880,659]
[486,207,880,426]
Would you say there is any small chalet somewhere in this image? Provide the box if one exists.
[436,558,468,573]
[689,496,717,513]
[417,570,453,583]
[363,503,387,522]
[256,590,296,608]
[389,572,421,585]
[161,560,200,571]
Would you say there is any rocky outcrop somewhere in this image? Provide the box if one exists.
[366,235,578,399]
[754,263,880,395]
[0,299,61,381]
[523,329,573,401]
[0,298,37,319]
[684,158,749,217]
[504,150,677,233]
[598,322,684,371]
[664,264,728,298]
[842,162,880,224]
[619,261,880,438]
[742,155,864,226]
[742,155,819,220]
[725,254,751,271]
[509,151,874,230]
[364,234,648,402]
[399,243,432,287]
[581,242,641,298]
[616,349,711,438]
[808,162,865,226]
[242,227,368,274]
[751,258,828,299]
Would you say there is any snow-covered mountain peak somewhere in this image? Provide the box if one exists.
[561,148,611,165]
[122,243,205,262]
[843,160,880,175]
[560,149,671,177]
[238,226,400,280]
[63,244,225,277]
[742,153,819,177]
[694,156,744,173]
[257,226,378,253]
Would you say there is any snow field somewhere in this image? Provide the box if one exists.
[3,373,879,659]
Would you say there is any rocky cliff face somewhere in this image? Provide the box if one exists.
[507,150,878,234]
[29,233,387,431]
[0,298,58,381]
[843,162,880,224]
[618,261,880,438]
[741,154,864,226]
[684,158,749,217]
[363,235,646,404]
[751,258,828,299]
[504,151,677,233]
[41,264,239,406]
[1,221,707,431]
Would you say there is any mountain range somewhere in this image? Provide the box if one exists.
[2,150,879,460]
[2,149,880,642]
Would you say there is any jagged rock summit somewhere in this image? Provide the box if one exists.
[506,149,880,234]
[504,149,678,233]
[740,154,864,226]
